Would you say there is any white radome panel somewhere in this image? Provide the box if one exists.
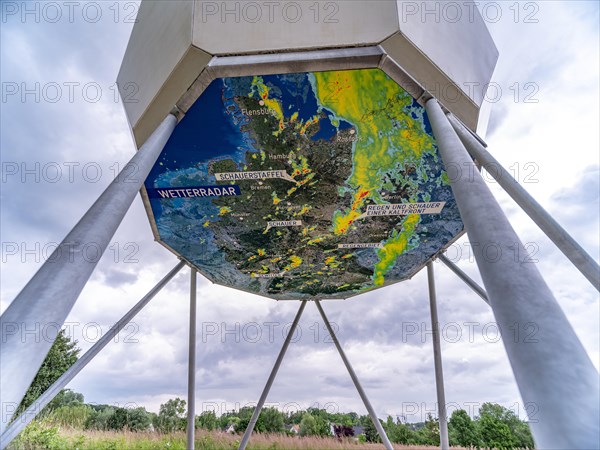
[118,0,498,146]
[117,1,211,145]
[394,0,498,108]
[192,1,400,55]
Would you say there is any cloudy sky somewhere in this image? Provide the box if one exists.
[1,0,598,426]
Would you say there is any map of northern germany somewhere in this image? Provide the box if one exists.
[144,69,463,299]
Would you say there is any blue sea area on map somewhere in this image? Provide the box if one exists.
[265,73,351,141]
[224,73,352,143]
[267,73,318,123]
[146,79,246,184]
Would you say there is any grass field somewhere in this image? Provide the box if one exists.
[9,424,462,450]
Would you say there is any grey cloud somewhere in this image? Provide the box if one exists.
[102,268,139,286]
[485,102,509,139]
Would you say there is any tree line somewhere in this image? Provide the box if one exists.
[14,330,534,449]
[20,389,534,449]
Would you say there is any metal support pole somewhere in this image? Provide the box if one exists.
[238,301,307,450]
[425,98,599,449]
[315,301,394,450]
[0,113,178,431]
[438,255,489,303]
[426,263,449,450]
[447,113,600,292]
[0,261,185,450]
[187,268,197,450]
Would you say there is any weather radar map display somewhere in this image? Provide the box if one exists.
[144,69,463,299]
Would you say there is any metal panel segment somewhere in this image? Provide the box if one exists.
[379,53,425,104]
[177,47,385,114]
[396,1,499,107]
[117,1,211,145]
[129,47,212,146]
[192,1,399,55]
[380,32,480,131]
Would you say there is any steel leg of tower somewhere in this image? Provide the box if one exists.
[426,263,449,450]
[315,301,394,450]
[0,114,178,432]
[0,261,186,450]
[438,255,489,303]
[426,98,599,449]
[187,268,198,450]
[447,113,599,292]
[238,301,307,450]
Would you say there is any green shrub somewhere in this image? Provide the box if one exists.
[48,405,91,429]
[11,421,66,450]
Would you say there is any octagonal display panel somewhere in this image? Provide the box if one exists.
[143,68,463,300]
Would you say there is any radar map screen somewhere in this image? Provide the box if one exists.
[143,68,463,299]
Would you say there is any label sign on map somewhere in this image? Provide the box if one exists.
[252,273,286,278]
[215,170,295,183]
[265,220,302,232]
[359,202,446,218]
[147,185,241,199]
[338,243,384,249]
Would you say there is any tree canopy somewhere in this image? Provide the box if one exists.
[16,329,80,418]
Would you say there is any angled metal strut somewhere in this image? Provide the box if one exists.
[315,301,394,450]
[0,261,186,450]
[439,254,489,303]
[187,268,198,450]
[447,113,599,292]
[0,114,178,432]
[426,263,449,450]
[426,98,599,449]
[238,301,307,450]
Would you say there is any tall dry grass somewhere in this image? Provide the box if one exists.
[54,428,466,450]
